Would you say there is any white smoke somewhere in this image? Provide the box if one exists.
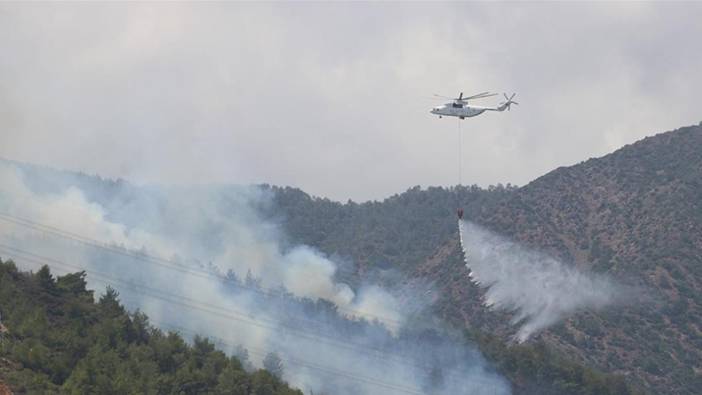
[459,220,619,342]
[0,162,511,395]
[0,162,401,330]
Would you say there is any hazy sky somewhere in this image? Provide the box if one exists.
[1,2,700,201]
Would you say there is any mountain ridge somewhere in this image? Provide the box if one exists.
[1,122,700,393]
[268,122,702,394]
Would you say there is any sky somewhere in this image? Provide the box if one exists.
[1,2,700,202]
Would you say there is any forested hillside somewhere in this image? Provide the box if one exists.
[2,122,699,394]
[267,123,702,394]
[480,123,702,394]
[0,259,301,395]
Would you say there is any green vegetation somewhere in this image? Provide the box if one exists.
[466,329,643,395]
[0,258,646,395]
[263,183,515,273]
[0,259,301,395]
[266,124,702,394]
[3,124,700,394]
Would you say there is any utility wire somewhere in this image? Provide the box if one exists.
[0,212,501,390]
[0,243,393,358]
[155,322,428,395]
[1,251,428,395]
[0,244,490,393]
[0,212,403,327]
[458,119,463,187]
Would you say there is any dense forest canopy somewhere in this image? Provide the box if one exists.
[0,259,301,395]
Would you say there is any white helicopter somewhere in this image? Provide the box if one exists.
[430,92,518,119]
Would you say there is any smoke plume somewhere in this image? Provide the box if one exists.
[459,220,620,342]
[0,161,511,395]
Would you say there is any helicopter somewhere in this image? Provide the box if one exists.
[430,92,518,119]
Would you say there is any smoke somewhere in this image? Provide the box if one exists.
[0,161,511,395]
[459,220,620,342]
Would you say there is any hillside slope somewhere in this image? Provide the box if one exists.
[0,165,646,394]
[3,123,700,393]
[271,123,702,394]
[477,123,702,394]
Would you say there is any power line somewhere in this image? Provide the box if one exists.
[0,217,410,353]
[1,251,427,395]
[155,322,428,395]
[0,244,490,393]
[0,214,504,392]
[0,243,390,357]
[0,212,403,327]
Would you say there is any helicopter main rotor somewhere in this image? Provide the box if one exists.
[433,91,498,103]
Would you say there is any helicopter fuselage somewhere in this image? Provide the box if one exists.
[430,103,496,119]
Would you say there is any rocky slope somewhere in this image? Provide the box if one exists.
[474,123,702,394]
[272,122,702,394]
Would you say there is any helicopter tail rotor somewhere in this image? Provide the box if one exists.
[501,93,519,111]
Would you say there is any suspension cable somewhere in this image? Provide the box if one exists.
[458,119,462,187]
